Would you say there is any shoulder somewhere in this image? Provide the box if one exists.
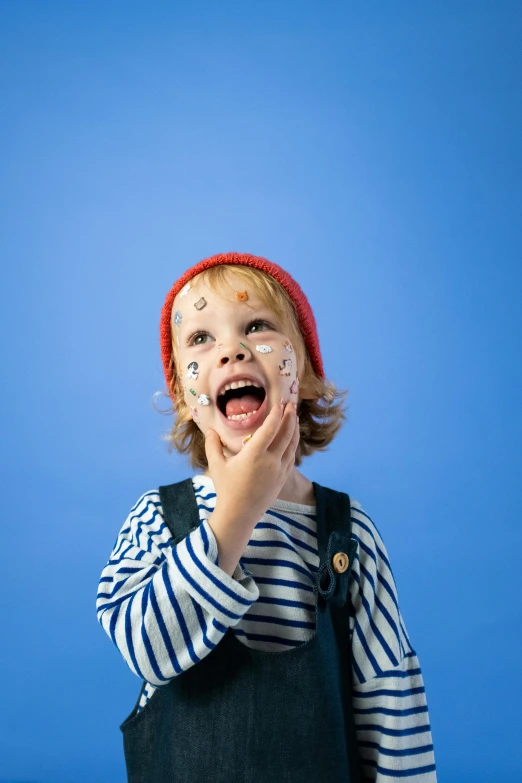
[127,489,163,519]
[349,498,389,561]
[348,497,400,602]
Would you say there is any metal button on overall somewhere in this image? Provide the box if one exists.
[332,552,349,573]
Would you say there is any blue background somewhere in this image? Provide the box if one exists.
[1,2,520,781]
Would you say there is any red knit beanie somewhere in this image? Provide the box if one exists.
[160,252,324,400]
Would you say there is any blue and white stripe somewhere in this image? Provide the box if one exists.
[97,475,437,781]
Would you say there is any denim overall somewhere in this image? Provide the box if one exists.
[120,479,363,783]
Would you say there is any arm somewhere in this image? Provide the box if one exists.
[96,490,260,686]
[348,501,438,782]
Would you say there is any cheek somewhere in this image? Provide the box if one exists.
[277,339,296,378]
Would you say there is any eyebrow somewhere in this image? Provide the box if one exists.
[182,308,278,331]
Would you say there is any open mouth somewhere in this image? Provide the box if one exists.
[217,384,267,429]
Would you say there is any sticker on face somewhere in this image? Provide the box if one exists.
[279,358,292,376]
[290,379,298,395]
[256,345,273,353]
[241,434,252,447]
[180,283,191,298]
[189,388,197,396]
[198,394,210,405]
[174,310,182,327]
[194,297,207,311]
[235,290,248,302]
[282,340,293,352]
[190,406,199,423]
[187,361,199,380]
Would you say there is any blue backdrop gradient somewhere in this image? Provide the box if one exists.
[1,2,520,781]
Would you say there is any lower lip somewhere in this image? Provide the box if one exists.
[218,393,269,431]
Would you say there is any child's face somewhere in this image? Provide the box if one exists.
[172,271,301,453]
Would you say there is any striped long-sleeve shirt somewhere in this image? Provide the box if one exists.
[96,474,437,781]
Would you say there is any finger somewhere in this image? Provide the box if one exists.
[249,401,285,451]
[204,429,226,469]
[268,402,297,455]
[281,413,300,465]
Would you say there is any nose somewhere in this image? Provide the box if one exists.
[217,341,253,366]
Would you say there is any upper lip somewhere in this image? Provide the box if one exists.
[215,373,266,399]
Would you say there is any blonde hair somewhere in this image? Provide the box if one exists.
[155,264,349,470]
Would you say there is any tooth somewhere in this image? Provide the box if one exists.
[221,379,263,396]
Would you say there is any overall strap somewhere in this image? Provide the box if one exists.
[158,478,200,545]
[313,482,362,783]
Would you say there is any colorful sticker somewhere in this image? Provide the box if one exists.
[239,342,247,349]
[194,297,207,311]
[241,434,253,448]
[190,406,200,423]
[180,282,191,298]
[290,379,298,395]
[279,358,292,376]
[189,388,196,396]
[187,361,199,380]
[235,290,248,302]
[282,340,293,352]
[198,394,210,405]
[256,345,273,353]
[174,310,182,326]
[217,343,223,351]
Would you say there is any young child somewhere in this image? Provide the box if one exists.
[96,252,437,782]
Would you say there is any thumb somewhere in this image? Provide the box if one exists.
[204,429,225,466]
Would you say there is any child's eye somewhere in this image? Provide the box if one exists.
[188,320,271,346]
[190,332,210,346]
[248,320,270,333]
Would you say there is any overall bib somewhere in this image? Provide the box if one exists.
[120,479,363,783]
